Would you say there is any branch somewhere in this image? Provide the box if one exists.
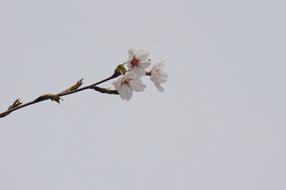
[92,86,119,94]
[0,49,168,118]
[0,68,121,118]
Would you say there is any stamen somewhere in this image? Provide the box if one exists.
[130,56,139,67]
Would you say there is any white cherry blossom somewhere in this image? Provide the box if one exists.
[112,72,146,101]
[150,62,168,92]
[127,48,151,77]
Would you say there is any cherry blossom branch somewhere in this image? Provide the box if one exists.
[0,66,124,118]
[0,49,168,118]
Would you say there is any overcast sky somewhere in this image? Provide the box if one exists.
[0,0,285,189]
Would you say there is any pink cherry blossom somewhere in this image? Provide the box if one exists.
[112,72,146,101]
[127,48,151,77]
[150,62,168,92]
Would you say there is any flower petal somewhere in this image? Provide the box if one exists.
[112,80,122,92]
[129,78,146,91]
[128,49,136,60]
[139,60,151,68]
[125,86,133,101]
[135,49,149,61]
[119,84,128,100]
[132,67,145,77]
[154,82,164,92]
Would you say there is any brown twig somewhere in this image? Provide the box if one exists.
[0,70,121,118]
[92,86,119,94]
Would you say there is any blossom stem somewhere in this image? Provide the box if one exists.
[0,72,119,118]
[58,73,118,97]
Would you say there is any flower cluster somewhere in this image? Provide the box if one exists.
[112,49,168,101]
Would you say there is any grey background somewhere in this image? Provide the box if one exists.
[0,0,285,189]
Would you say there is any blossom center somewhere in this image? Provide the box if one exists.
[122,79,130,84]
[130,56,139,67]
